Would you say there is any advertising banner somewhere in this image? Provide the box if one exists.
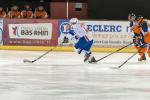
[58,20,132,47]
[83,21,132,47]
[8,23,52,40]
[58,19,70,46]
[0,19,3,45]
[3,19,58,46]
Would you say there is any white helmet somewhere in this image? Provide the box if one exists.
[69,18,79,25]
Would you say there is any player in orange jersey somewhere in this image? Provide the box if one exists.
[128,13,147,61]
[0,7,6,18]
[136,15,150,59]
[21,5,33,18]
[34,6,48,19]
[8,5,21,18]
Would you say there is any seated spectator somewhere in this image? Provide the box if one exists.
[8,5,21,18]
[21,4,33,18]
[34,6,48,19]
[0,7,6,18]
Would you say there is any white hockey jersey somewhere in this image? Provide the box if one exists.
[67,23,93,44]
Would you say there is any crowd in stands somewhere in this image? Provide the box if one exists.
[0,5,48,19]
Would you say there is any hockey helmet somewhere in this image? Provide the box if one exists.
[128,13,136,21]
[136,15,143,23]
[69,18,79,25]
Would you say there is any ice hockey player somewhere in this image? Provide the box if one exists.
[64,18,96,63]
[128,13,147,61]
[136,15,150,59]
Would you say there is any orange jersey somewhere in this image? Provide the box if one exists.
[144,19,150,43]
[8,11,21,18]
[21,10,33,18]
[140,20,150,43]
[131,25,141,35]
[0,11,6,18]
[144,33,150,43]
[34,11,48,18]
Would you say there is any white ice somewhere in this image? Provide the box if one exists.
[0,50,150,100]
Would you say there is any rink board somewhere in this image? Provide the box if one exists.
[0,46,136,53]
[0,19,135,52]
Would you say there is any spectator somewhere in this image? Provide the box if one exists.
[34,6,48,19]
[8,5,21,18]
[21,4,33,18]
[0,7,6,18]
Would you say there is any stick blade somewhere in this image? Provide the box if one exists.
[110,66,120,69]
[23,59,33,63]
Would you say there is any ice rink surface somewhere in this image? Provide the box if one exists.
[0,50,150,100]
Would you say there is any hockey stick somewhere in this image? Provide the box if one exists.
[23,46,57,63]
[116,46,146,69]
[96,42,133,62]
[112,51,138,69]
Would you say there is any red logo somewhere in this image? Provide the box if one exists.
[12,27,17,36]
